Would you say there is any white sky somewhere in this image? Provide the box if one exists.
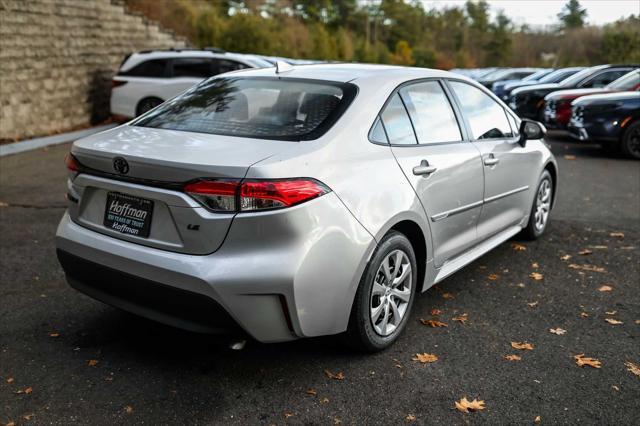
[421,1,640,27]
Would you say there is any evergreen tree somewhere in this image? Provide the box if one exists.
[558,0,588,29]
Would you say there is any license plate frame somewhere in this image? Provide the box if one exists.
[103,192,154,238]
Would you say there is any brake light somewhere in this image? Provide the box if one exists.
[65,153,79,172]
[183,179,330,213]
[111,79,127,88]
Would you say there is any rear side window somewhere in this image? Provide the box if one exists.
[172,58,213,78]
[379,94,417,145]
[216,59,248,74]
[399,81,462,144]
[581,69,629,88]
[449,81,513,140]
[133,77,357,141]
[120,59,168,78]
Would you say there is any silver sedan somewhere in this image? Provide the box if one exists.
[56,63,557,351]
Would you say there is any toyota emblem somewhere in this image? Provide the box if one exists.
[113,157,129,174]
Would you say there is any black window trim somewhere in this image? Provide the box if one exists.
[168,57,216,79]
[117,59,171,78]
[578,67,632,88]
[367,77,470,148]
[443,78,521,143]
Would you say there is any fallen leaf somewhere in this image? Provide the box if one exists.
[452,313,468,325]
[0,201,8,207]
[579,249,592,255]
[560,254,572,261]
[442,292,454,300]
[635,320,640,324]
[504,354,522,361]
[605,318,623,325]
[580,312,589,318]
[124,406,134,414]
[605,310,617,315]
[612,385,620,391]
[334,418,342,425]
[22,413,35,421]
[574,354,601,368]
[531,262,539,269]
[620,246,635,250]
[455,397,486,413]
[48,332,60,338]
[512,243,526,251]
[598,285,613,292]
[511,341,534,350]
[15,387,33,394]
[564,154,576,160]
[527,301,539,308]
[306,388,317,396]
[591,245,608,249]
[405,414,417,422]
[535,415,541,423]
[516,282,526,288]
[609,232,624,239]
[87,359,99,366]
[284,411,294,419]
[549,328,567,335]
[420,319,448,327]
[624,361,640,377]
[7,377,14,384]
[324,369,345,380]
[569,264,606,273]
[6,422,15,426]
[412,353,438,363]
[430,309,443,316]
[487,273,499,281]
[320,397,330,404]
[529,272,544,281]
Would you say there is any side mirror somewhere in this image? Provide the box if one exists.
[519,119,546,147]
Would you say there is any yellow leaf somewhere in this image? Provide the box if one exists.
[527,301,539,308]
[504,354,522,361]
[442,292,454,300]
[15,387,33,394]
[412,353,438,363]
[124,406,134,414]
[420,319,448,327]
[535,415,541,423]
[564,154,576,160]
[549,328,567,335]
[405,414,417,422]
[574,354,601,368]
[512,243,526,251]
[334,418,342,425]
[580,312,589,318]
[605,318,623,325]
[598,285,613,292]
[6,377,14,384]
[22,413,35,421]
[320,397,330,404]
[487,273,499,281]
[529,272,544,281]
[324,369,345,380]
[578,249,592,255]
[591,245,608,249]
[511,341,534,350]
[306,388,317,396]
[454,397,486,413]
[452,313,468,325]
[605,310,617,315]
[430,309,443,316]
[87,359,99,366]
[531,262,539,268]
[624,361,640,377]
[569,264,606,273]
[49,332,60,338]
[610,232,625,238]
[284,411,294,419]
[560,254,572,261]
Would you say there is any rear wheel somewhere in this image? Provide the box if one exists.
[521,170,553,240]
[136,97,163,116]
[345,231,417,352]
[621,121,640,160]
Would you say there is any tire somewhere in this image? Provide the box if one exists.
[620,120,640,160]
[344,231,417,352]
[521,170,553,240]
[136,97,163,116]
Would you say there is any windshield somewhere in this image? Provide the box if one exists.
[523,69,550,81]
[539,68,582,84]
[607,70,640,90]
[133,77,357,141]
[560,67,604,87]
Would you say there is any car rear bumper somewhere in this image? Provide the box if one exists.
[55,192,375,343]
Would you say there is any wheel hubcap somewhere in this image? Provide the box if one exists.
[627,127,640,158]
[370,249,412,337]
[534,178,552,232]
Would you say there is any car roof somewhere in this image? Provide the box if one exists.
[225,63,465,85]
[120,50,267,71]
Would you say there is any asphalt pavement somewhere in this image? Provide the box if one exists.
[1,134,639,425]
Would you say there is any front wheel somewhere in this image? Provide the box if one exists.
[345,231,417,352]
[621,120,640,160]
[521,170,553,240]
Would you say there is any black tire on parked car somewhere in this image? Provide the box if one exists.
[521,170,553,240]
[621,120,640,160]
[136,97,163,116]
[345,231,417,352]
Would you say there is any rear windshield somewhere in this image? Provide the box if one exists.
[133,77,357,141]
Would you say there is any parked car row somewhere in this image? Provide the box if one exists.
[454,65,640,158]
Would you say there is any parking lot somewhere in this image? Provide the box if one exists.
[0,133,638,425]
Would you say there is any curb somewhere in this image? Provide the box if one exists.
[0,124,119,157]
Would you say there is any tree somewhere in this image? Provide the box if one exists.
[485,12,512,66]
[390,40,415,66]
[558,0,587,29]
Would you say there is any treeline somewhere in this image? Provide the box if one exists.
[125,0,640,68]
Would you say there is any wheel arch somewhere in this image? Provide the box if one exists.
[389,220,427,294]
[543,161,558,209]
[136,96,164,116]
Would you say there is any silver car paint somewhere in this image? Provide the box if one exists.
[56,64,557,342]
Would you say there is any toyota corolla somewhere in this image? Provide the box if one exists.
[56,64,557,351]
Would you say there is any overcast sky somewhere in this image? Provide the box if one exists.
[421,1,639,27]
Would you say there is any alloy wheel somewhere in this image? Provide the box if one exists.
[369,249,412,336]
[534,178,552,232]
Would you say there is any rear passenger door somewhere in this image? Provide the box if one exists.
[166,58,214,94]
[447,80,540,240]
[374,80,484,267]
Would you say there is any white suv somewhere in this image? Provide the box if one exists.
[110,49,272,118]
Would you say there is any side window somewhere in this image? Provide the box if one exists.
[449,81,513,140]
[379,94,417,145]
[399,81,462,144]
[172,58,213,78]
[369,117,388,144]
[506,113,520,137]
[581,70,628,88]
[215,59,249,75]
[121,59,168,78]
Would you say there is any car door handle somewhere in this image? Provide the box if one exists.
[413,160,437,176]
[484,156,500,166]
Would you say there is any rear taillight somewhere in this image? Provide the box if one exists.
[184,179,330,213]
[65,153,79,172]
[111,79,127,88]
